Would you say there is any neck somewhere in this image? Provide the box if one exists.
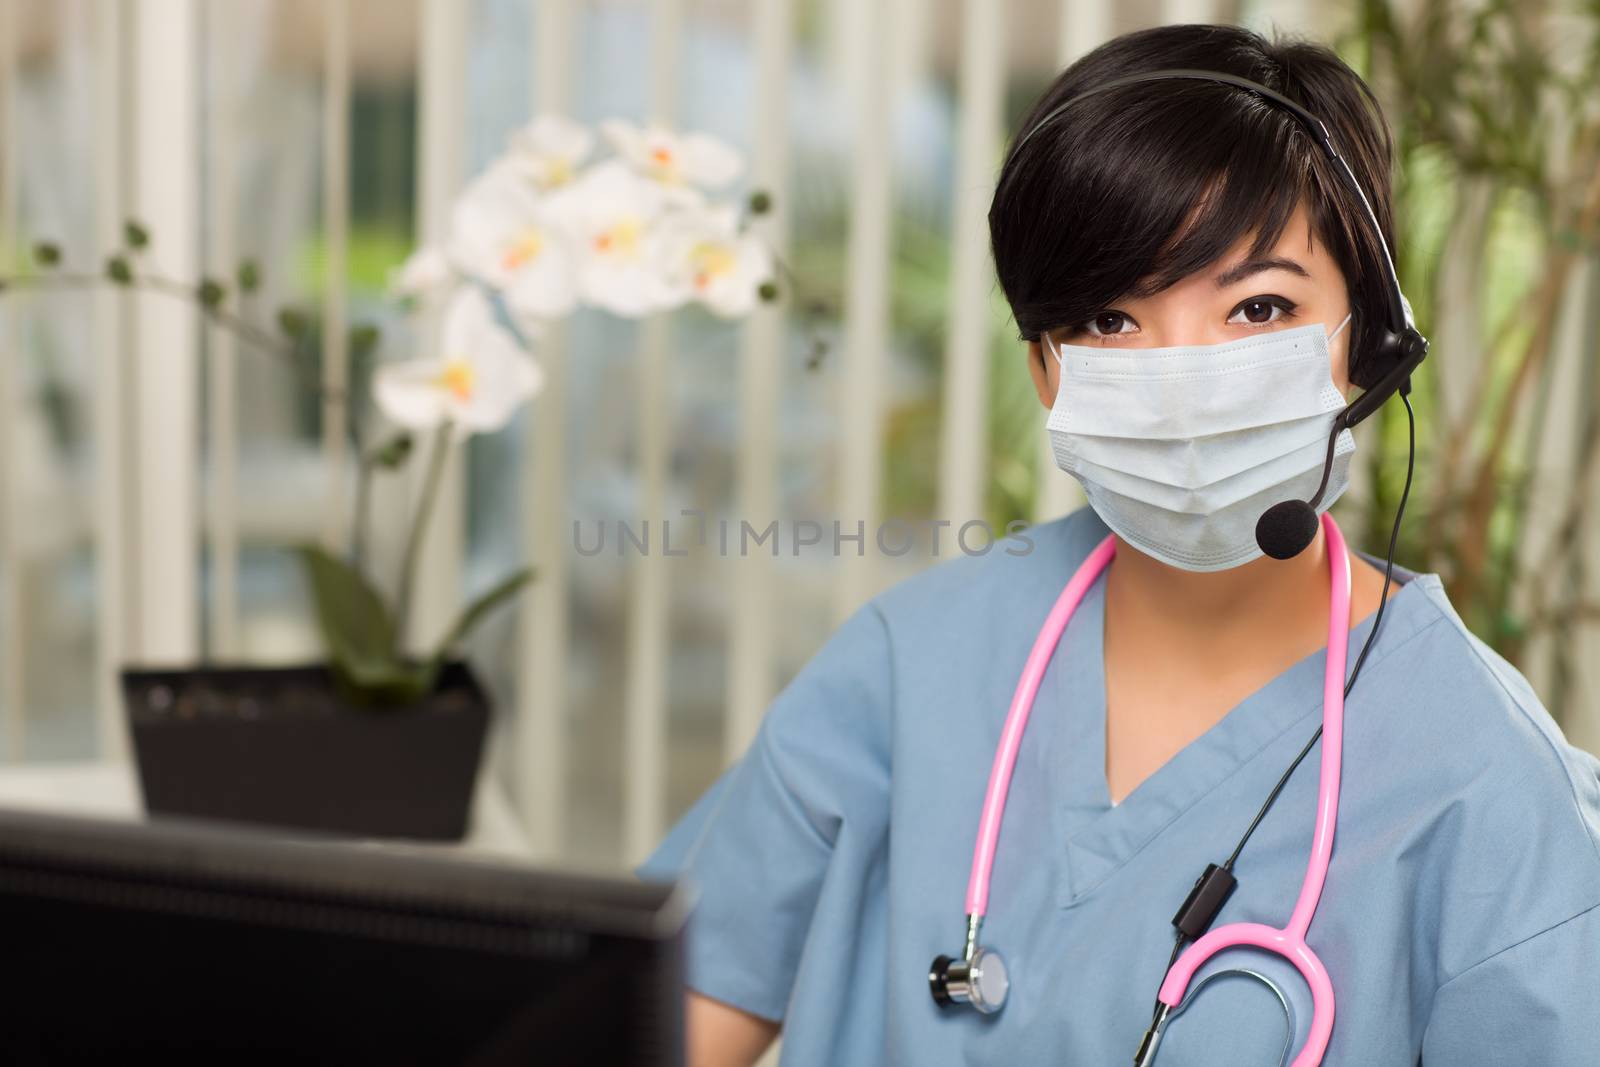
[1105,525,1333,650]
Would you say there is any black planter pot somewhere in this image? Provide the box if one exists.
[122,661,489,841]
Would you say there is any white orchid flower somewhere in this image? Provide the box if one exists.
[656,204,775,318]
[505,114,594,189]
[373,286,543,434]
[447,158,578,322]
[388,245,454,298]
[543,160,682,317]
[600,119,742,198]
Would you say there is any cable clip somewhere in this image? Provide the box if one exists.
[1171,863,1237,941]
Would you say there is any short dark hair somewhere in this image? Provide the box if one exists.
[989,24,1398,388]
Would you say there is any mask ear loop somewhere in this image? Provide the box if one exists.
[1327,311,1353,344]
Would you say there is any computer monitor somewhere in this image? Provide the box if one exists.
[0,805,688,1065]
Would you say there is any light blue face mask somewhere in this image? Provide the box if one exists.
[1044,313,1355,571]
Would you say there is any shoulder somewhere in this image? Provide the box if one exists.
[854,507,1114,717]
[705,514,1116,780]
[1364,574,1600,976]
[1395,576,1600,854]
[868,504,1111,637]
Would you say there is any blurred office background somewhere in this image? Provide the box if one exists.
[0,0,1596,875]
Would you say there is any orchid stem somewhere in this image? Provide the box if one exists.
[393,421,453,655]
[3,270,341,400]
[352,455,375,571]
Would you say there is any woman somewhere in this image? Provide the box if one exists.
[638,23,1600,1066]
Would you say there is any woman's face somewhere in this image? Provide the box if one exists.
[1028,199,1354,408]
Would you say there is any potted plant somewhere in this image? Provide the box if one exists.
[122,278,544,841]
[14,115,782,840]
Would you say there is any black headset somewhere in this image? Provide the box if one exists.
[1010,68,1429,560]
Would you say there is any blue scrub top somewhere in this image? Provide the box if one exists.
[636,506,1600,1064]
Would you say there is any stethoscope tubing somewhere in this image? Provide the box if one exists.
[964,534,1118,917]
[1155,512,1350,1066]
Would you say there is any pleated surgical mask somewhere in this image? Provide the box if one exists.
[1044,313,1354,571]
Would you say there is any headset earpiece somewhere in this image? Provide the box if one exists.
[1343,327,1428,428]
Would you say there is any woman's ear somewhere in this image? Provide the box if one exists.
[1027,339,1057,409]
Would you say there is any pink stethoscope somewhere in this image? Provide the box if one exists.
[927,511,1352,1066]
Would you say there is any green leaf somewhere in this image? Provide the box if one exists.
[198,278,226,309]
[758,280,779,303]
[1495,609,1527,644]
[237,259,260,293]
[327,656,437,708]
[748,189,772,215]
[349,323,381,358]
[277,306,309,338]
[293,544,398,679]
[32,241,61,267]
[426,567,536,672]
[106,255,133,285]
[368,432,413,470]
[124,219,150,249]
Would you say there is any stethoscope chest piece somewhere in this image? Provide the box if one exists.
[928,946,1009,1014]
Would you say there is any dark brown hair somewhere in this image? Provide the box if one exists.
[989,24,1398,387]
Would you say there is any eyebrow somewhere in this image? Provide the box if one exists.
[1213,256,1310,288]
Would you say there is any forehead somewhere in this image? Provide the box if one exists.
[1228,199,1321,259]
[1144,198,1341,297]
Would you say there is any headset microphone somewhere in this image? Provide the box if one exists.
[1255,326,1428,560]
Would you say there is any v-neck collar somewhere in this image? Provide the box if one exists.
[1044,549,1437,910]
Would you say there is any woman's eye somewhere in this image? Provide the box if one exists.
[1227,296,1297,326]
[1084,311,1136,337]
[1064,301,1293,339]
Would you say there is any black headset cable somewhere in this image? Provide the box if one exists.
[1145,390,1416,1035]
